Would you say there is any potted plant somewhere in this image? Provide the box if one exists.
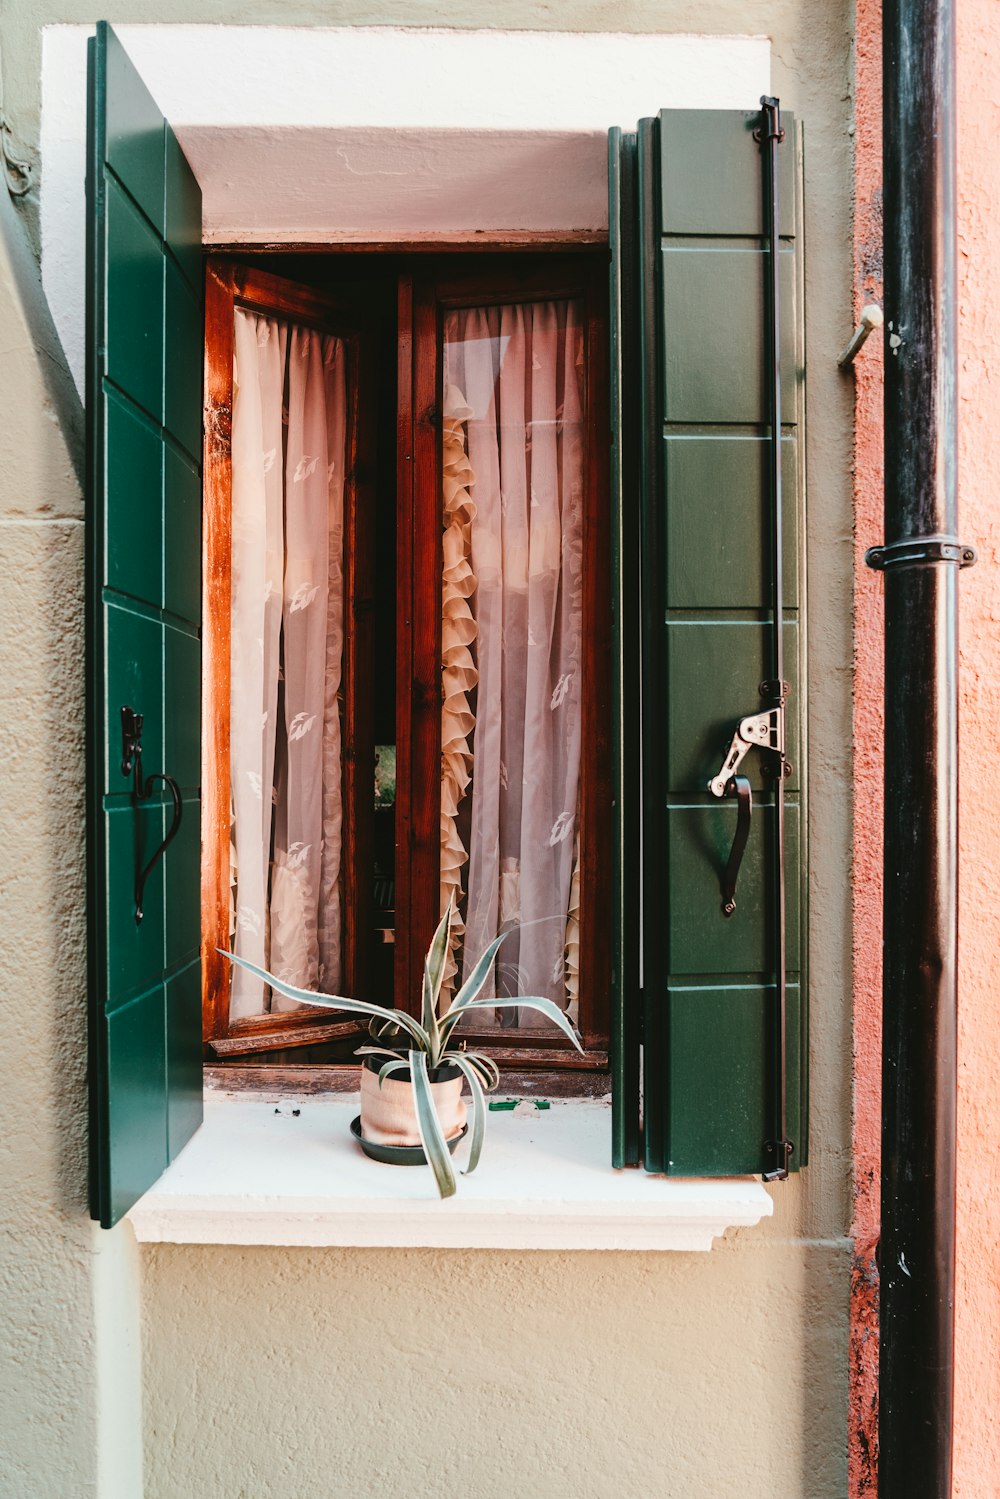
[223,902,583,1197]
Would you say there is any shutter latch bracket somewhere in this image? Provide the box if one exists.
[763,1139,794,1182]
[707,702,788,799]
[707,693,791,920]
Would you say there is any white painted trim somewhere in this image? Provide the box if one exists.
[128,1098,773,1251]
[42,25,770,130]
[92,1222,144,1499]
[40,25,770,392]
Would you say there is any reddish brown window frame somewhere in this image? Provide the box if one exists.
[201,258,375,1056]
[201,249,611,1069]
[395,256,612,1061]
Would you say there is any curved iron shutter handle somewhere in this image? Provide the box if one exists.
[134,772,182,925]
[120,705,184,924]
[720,775,752,918]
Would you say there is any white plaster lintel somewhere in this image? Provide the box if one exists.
[128,1098,773,1251]
[40,25,770,395]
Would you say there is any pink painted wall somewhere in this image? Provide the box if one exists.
[848,0,883,1489]
[851,3,1000,1494]
[953,4,1000,1491]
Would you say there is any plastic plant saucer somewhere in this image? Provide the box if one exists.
[350,1115,468,1166]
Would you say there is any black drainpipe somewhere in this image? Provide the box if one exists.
[868,1,974,1494]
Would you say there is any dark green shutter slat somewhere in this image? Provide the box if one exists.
[609,128,641,1169]
[87,22,203,1227]
[164,449,202,621]
[661,982,802,1175]
[666,621,800,793]
[664,437,798,609]
[103,27,166,234]
[104,392,163,603]
[636,115,667,1173]
[658,111,796,238]
[165,959,204,1160]
[611,108,807,1177]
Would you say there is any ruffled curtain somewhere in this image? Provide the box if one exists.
[443,300,584,1021]
[229,309,347,1020]
[439,384,478,999]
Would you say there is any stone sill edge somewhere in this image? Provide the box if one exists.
[128,1199,772,1252]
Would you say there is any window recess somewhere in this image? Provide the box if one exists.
[203,252,612,1069]
[86,22,808,1228]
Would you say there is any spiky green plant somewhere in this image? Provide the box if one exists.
[221,901,583,1198]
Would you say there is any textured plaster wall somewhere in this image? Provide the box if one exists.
[953,3,1000,1491]
[0,3,856,1496]
[847,0,883,1489]
[142,1241,845,1499]
[0,181,99,1493]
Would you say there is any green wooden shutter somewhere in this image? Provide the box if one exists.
[86,22,203,1227]
[609,129,641,1168]
[611,108,807,1177]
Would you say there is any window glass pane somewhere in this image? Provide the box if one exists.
[440,300,585,1029]
[229,309,348,1020]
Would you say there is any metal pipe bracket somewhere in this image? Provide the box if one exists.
[865,535,977,571]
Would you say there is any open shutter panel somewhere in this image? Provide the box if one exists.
[611,107,807,1177]
[87,22,203,1227]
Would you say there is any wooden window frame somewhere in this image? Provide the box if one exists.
[396,256,612,1059]
[202,248,610,1070]
[201,258,375,1056]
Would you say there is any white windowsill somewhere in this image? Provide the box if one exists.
[128,1097,773,1251]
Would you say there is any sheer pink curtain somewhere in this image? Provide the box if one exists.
[229,309,347,1020]
[444,300,584,1019]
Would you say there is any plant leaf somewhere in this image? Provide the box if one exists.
[423,904,453,1022]
[378,1058,411,1088]
[369,1015,405,1044]
[422,960,441,1063]
[219,951,431,1051]
[451,1054,487,1174]
[462,1051,501,1092]
[410,1050,456,1199]
[462,995,584,1052]
[442,914,565,1032]
[355,1045,406,1062]
[444,931,509,1017]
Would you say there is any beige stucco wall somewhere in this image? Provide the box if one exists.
[0,4,856,1496]
[0,179,99,1496]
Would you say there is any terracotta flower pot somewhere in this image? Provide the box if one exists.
[359,1055,467,1148]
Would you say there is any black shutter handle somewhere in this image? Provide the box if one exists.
[720,775,752,917]
[120,705,184,924]
[134,773,182,925]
